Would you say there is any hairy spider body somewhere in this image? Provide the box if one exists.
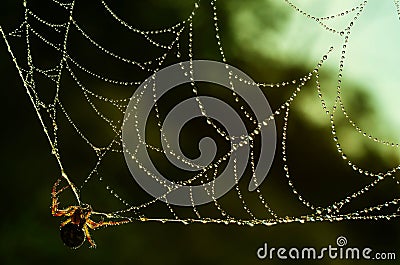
[60,222,86,249]
[51,178,129,249]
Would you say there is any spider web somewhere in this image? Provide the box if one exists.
[2,0,400,227]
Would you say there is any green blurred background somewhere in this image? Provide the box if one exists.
[1,0,399,264]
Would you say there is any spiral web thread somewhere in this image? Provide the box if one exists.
[1,0,400,227]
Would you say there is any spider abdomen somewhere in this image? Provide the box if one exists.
[60,223,85,249]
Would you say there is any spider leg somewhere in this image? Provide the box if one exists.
[52,178,70,197]
[83,224,97,248]
[52,206,77,217]
[86,218,130,229]
[60,218,71,227]
[51,178,75,217]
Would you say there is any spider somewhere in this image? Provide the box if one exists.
[51,178,129,249]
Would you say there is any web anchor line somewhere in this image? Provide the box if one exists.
[1,26,81,205]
